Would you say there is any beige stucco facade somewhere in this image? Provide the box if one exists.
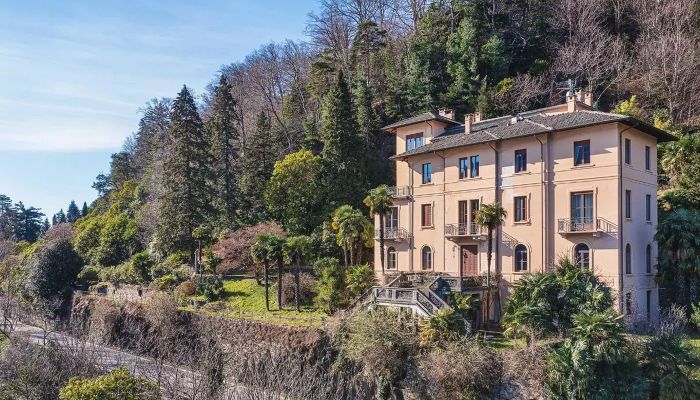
[375,100,666,324]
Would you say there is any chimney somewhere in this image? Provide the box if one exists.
[575,88,583,102]
[465,113,474,134]
[583,91,592,106]
[473,112,482,123]
[566,92,577,113]
[438,107,455,120]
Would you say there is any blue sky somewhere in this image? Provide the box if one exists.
[0,0,317,218]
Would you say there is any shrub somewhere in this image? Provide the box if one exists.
[690,303,700,330]
[76,266,100,286]
[196,276,224,301]
[345,263,375,300]
[211,221,285,274]
[281,273,316,306]
[27,236,83,301]
[419,308,469,346]
[59,367,159,399]
[175,280,196,296]
[314,257,345,313]
[151,274,177,290]
[130,251,154,281]
[98,262,142,285]
[412,338,502,400]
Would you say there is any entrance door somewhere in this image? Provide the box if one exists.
[461,245,479,276]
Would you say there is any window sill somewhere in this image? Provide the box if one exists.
[513,220,531,226]
[459,176,482,181]
[420,226,434,230]
[625,218,632,222]
[514,171,531,175]
[513,270,529,274]
[420,182,434,186]
[646,220,653,224]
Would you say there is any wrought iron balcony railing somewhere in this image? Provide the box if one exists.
[557,217,617,234]
[375,227,408,241]
[388,185,412,198]
[444,223,485,237]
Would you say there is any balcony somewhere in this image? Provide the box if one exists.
[375,227,408,241]
[444,223,486,240]
[388,185,412,199]
[557,217,617,236]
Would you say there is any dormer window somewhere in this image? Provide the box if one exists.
[407,134,424,151]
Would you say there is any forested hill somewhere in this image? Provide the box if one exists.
[5,0,700,284]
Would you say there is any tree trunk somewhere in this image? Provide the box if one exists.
[485,229,493,327]
[264,260,270,311]
[349,240,355,267]
[295,255,301,312]
[277,257,283,310]
[379,215,385,275]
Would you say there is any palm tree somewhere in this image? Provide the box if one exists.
[474,202,507,326]
[251,233,273,311]
[332,205,371,267]
[266,234,287,311]
[364,185,394,275]
[284,235,311,312]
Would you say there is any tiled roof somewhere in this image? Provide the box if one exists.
[391,110,676,159]
[381,112,460,130]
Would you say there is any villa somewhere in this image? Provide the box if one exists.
[368,89,676,325]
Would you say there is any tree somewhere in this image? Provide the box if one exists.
[14,202,44,243]
[27,233,82,301]
[0,194,15,241]
[157,85,212,261]
[655,208,700,306]
[53,209,67,226]
[314,257,345,313]
[264,150,327,234]
[284,235,312,312]
[207,75,241,229]
[59,367,159,400]
[331,205,373,267]
[239,112,277,224]
[364,185,393,275]
[320,71,367,208]
[474,202,507,325]
[81,202,89,217]
[345,263,375,300]
[66,201,81,223]
[251,232,285,311]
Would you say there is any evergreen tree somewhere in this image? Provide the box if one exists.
[238,111,276,224]
[301,121,322,155]
[444,2,485,109]
[157,85,212,260]
[41,218,50,234]
[320,71,367,208]
[14,202,44,243]
[66,200,81,222]
[206,75,241,229]
[0,194,16,241]
[53,209,67,225]
[353,78,386,187]
[81,202,89,217]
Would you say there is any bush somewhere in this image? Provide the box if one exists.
[130,251,154,281]
[196,276,224,301]
[314,257,345,313]
[175,280,196,296]
[151,274,177,290]
[211,222,285,274]
[281,273,316,306]
[59,367,159,399]
[345,263,375,300]
[27,236,83,301]
[76,266,100,286]
[98,262,142,285]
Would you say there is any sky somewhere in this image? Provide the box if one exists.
[0,0,318,218]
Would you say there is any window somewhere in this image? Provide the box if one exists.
[571,192,593,227]
[514,196,527,222]
[385,207,398,231]
[574,243,590,269]
[625,243,632,274]
[646,194,652,221]
[626,293,632,315]
[574,140,591,165]
[645,146,651,170]
[421,246,432,270]
[624,138,631,164]
[515,149,527,172]
[421,204,432,227]
[646,244,652,274]
[387,247,397,269]
[515,244,528,272]
[459,158,469,179]
[470,155,480,177]
[646,290,651,321]
[625,190,631,219]
[406,134,424,151]
[422,163,432,184]
[470,199,480,234]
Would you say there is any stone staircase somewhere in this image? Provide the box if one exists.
[355,273,452,318]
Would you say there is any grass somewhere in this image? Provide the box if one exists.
[185,278,326,327]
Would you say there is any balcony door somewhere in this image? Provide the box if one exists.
[458,201,468,234]
[385,207,398,231]
[461,245,478,276]
[571,192,593,229]
[470,200,480,234]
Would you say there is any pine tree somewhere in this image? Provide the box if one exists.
[53,209,66,225]
[0,194,16,241]
[41,218,50,234]
[206,75,241,229]
[320,71,367,208]
[238,111,276,224]
[81,202,89,217]
[14,202,44,243]
[353,78,386,187]
[157,85,212,260]
[66,200,81,223]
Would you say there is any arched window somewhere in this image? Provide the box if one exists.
[625,244,632,274]
[421,246,432,270]
[646,244,652,274]
[387,247,397,269]
[515,244,528,272]
[574,243,590,269]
